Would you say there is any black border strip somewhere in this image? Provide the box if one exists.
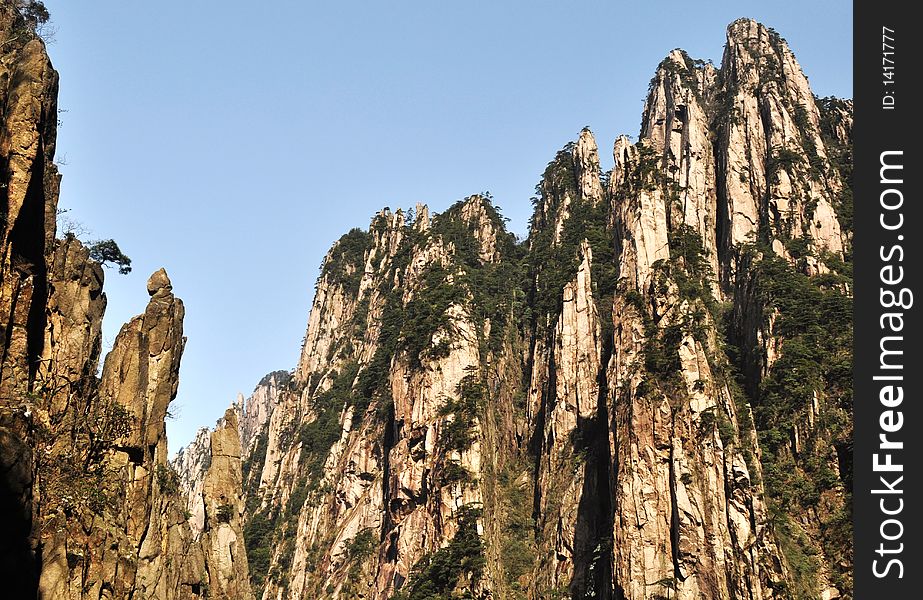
[854,1,919,596]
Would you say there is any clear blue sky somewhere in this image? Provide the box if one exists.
[41,0,852,453]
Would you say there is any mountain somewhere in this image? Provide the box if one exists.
[0,3,853,599]
[178,17,853,600]
[0,3,252,598]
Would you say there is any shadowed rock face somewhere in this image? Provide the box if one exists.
[0,3,67,594]
[0,4,253,598]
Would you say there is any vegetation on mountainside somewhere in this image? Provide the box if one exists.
[390,505,485,600]
[8,0,50,41]
[55,210,133,276]
[816,96,854,233]
[89,239,133,274]
[246,196,525,596]
[497,460,536,598]
[736,244,852,599]
[243,84,853,597]
[25,359,134,522]
[527,141,616,333]
[320,228,372,296]
[242,428,273,593]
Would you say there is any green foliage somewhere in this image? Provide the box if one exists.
[89,239,132,274]
[832,186,853,236]
[711,85,741,128]
[647,50,705,104]
[391,505,485,600]
[427,196,526,354]
[710,60,743,129]
[16,0,49,28]
[791,104,811,132]
[816,96,854,234]
[783,234,813,264]
[400,265,466,368]
[341,529,378,595]
[155,463,180,496]
[438,373,484,453]
[244,507,277,594]
[668,225,717,317]
[258,369,292,388]
[346,529,377,561]
[698,408,717,440]
[819,504,853,593]
[752,250,852,422]
[298,362,359,482]
[631,224,721,400]
[271,534,296,590]
[321,228,372,296]
[88,238,132,274]
[623,289,645,312]
[31,369,136,521]
[354,195,523,433]
[242,361,364,594]
[642,323,683,381]
[716,411,737,446]
[767,146,802,180]
[242,427,269,513]
[286,475,310,518]
[216,502,234,524]
[787,104,827,181]
[528,145,617,338]
[633,144,662,191]
[439,460,473,487]
[732,244,852,595]
[773,517,822,600]
[358,288,403,402]
[498,465,535,597]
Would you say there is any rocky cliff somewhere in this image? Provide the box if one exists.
[181,18,852,600]
[0,4,852,599]
[0,3,253,598]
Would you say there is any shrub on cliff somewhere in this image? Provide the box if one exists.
[89,239,132,274]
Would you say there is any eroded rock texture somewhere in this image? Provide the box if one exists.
[187,17,853,600]
[0,4,253,598]
[2,5,849,599]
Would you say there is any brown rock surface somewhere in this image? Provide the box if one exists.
[0,6,255,596]
[216,18,851,600]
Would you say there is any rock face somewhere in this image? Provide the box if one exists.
[202,409,254,600]
[173,371,290,538]
[237,370,290,456]
[195,17,853,600]
[0,4,253,598]
[33,266,256,600]
[0,5,72,595]
[1,5,851,599]
[175,427,213,536]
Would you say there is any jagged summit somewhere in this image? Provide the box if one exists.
[0,5,254,597]
[146,267,172,295]
[168,19,852,600]
[0,8,852,600]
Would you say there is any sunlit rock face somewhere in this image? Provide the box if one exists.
[0,5,253,598]
[194,21,850,599]
[0,8,849,599]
